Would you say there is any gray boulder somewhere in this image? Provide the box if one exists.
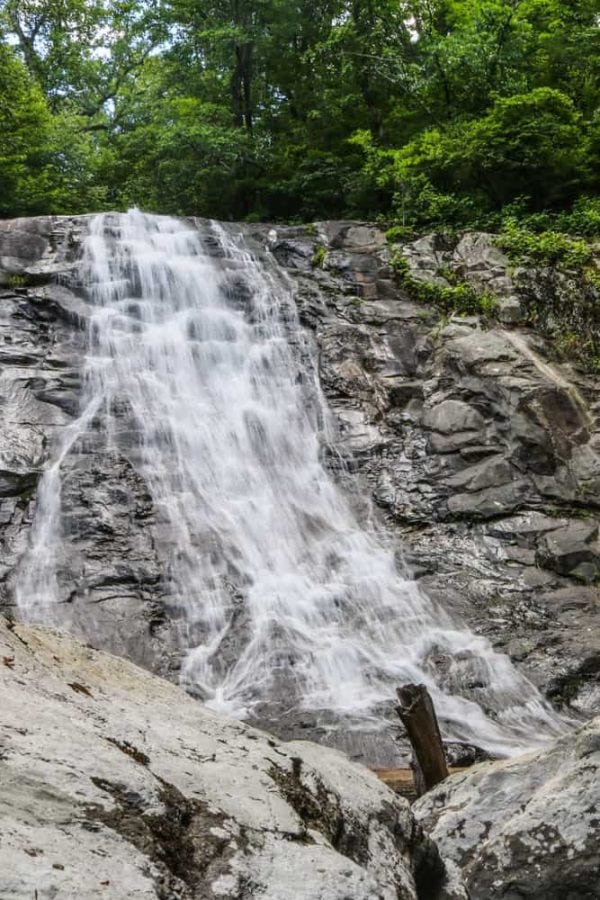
[537,521,600,582]
[0,616,459,900]
[414,718,600,899]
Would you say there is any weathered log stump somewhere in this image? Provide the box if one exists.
[395,684,448,797]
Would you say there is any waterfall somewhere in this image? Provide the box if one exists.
[16,210,566,755]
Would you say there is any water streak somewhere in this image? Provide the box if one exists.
[16,210,567,754]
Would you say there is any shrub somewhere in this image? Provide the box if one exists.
[391,250,497,319]
[497,221,593,268]
[311,245,327,268]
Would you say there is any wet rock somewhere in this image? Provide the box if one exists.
[497,295,522,324]
[271,238,314,271]
[414,718,600,900]
[0,217,53,275]
[453,232,510,279]
[0,616,457,900]
[537,521,600,582]
[0,219,186,679]
[0,215,84,281]
[423,400,485,435]
[1,215,600,721]
[272,222,600,710]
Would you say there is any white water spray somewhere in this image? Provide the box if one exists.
[16,210,566,754]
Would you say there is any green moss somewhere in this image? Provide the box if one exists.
[583,267,600,293]
[304,223,317,236]
[311,244,327,269]
[390,249,410,279]
[436,263,460,285]
[7,274,28,288]
[385,224,414,243]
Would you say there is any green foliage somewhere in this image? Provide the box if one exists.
[556,198,600,238]
[552,330,600,375]
[497,221,593,268]
[376,88,595,232]
[311,245,327,269]
[389,250,410,280]
[385,224,414,243]
[391,250,498,319]
[0,0,598,222]
[584,267,600,293]
[6,274,27,288]
[0,44,54,215]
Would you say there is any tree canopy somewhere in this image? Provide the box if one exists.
[0,0,598,229]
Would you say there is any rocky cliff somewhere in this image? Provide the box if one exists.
[1,214,600,899]
[0,214,598,729]
[268,222,600,716]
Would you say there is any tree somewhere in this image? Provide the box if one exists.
[0,0,597,224]
[0,43,54,215]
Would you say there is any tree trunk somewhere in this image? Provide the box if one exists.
[395,684,448,796]
[232,42,253,134]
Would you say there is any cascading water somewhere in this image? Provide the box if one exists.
[16,210,566,756]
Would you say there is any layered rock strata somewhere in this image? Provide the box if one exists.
[268,223,600,714]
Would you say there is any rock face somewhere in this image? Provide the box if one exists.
[266,223,600,714]
[0,615,456,900]
[413,716,600,899]
[0,216,181,677]
[0,215,599,725]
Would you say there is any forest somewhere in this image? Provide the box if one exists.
[1,0,599,234]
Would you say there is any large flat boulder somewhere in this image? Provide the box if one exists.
[0,616,460,900]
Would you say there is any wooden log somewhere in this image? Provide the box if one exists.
[395,684,448,796]
[372,767,418,801]
[373,766,467,802]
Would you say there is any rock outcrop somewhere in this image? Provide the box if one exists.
[0,615,459,900]
[0,216,181,677]
[414,716,600,899]
[267,223,600,714]
[0,215,598,731]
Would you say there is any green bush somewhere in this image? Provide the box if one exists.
[389,250,410,279]
[385,224,414,243]
[358,88,596,235]
[557,198,600,238]
[497,220,593,268]
[391,250,497,319]
[311,245,327,269]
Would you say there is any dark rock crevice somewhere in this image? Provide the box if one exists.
[87,774,237,900]
[269,755,450,900]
